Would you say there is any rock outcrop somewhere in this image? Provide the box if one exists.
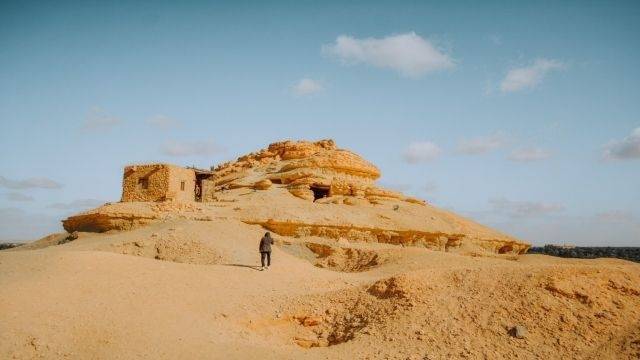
[245,220,529,254]
[62,139,530,255]
[212,139,419,203]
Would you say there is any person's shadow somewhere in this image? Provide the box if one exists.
[222,263,263,271]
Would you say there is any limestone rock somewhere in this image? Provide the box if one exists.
[509,325,527,339]
[302,316,323,327]
[62,203,161,233]
[212,139,425,205]
[253,179,272,190]
[293,337,319,348]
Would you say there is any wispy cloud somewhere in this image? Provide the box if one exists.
[0,176,62,189]
[595,210,635,223]
[457,132,507,155]
[403,141,442,163]
[81,107,121,132]
[48,199,104,210]
[161,140,225,157]
[487,34,502,46]
[603,127,640,160]
[5,192,34,202]
[291,78,324,96]
[423,181,438,194]
[500,58,564,93]
[508,147,551,162]
[146,115,180,129]
[490,197,564,218]
[323,32,454,78]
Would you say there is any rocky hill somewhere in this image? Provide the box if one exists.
[62,139,529,255]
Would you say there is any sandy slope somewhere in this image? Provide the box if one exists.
[1,219,639,359]
[63,185,529,255]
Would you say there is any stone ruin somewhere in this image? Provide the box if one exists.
[121,139,424,205]
[122,164,215,203]
[63,138,530,255]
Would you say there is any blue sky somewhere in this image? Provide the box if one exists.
[1,0,639,245]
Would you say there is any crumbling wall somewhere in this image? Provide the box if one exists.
[121,164,171,202]
[201,179,216,202]
[166,166,195,202]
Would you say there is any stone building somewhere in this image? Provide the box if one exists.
[121,164,214,202]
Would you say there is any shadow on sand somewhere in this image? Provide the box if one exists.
[222,263,263,271]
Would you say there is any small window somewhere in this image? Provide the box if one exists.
[138,178,149,190]
[180,181,185,191]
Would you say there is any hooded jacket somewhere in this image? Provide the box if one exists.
[259,234,274,252]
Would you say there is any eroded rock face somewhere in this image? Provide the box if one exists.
[62,202,204,233]
[62,208,158,233]
[245,220,530,255]
[212,139,413,203]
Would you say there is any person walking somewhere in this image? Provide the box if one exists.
[259,232,274,270]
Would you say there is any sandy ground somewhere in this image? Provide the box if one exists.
[1,218,639,359]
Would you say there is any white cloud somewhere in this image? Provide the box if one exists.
[5,192,34,202]
[403,141,442,163]
[48,199,104,210]
[0,176,63,189]
[500,58,564,93]
[508,147,551,162]
[603,127,640,160]
[323,32,455,78]
[291,78,323,96]
[457,132,507,155]
[490,197,564,218]
[81,107,121,132]
[146,115,180,129]
[161,140,225,157]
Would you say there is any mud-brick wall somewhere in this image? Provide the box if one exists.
[166,166,195,202]
[201,179,216,202]
[121,164,171,202]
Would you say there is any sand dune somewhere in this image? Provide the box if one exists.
[1,219,639,359]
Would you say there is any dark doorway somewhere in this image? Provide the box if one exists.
[189,167,216,202]
[310,185,330,201]
[195,174,209,201]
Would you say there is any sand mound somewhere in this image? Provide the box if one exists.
[2,220,639,359]
[306,243,389,272]
[113,234,223,265]
[280,262,640,358]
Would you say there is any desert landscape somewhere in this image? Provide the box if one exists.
[1,140,639,359]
